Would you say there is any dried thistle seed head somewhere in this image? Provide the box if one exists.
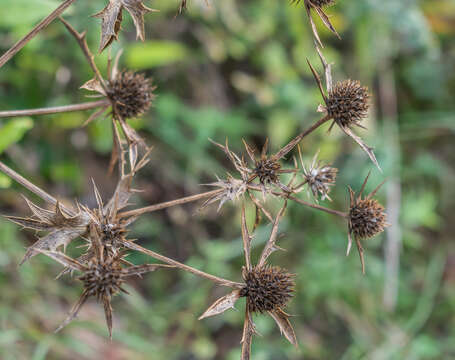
[349,198,386,240]
[106,70,155,120]
[202,175,247,211]
[240,265,295,313]
[303,156,338,201]
[254,159,282,186]
[326,80,370,128]
[79,257,125,300]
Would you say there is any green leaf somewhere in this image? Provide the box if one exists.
[126,41,189,69]
[0,117,34,154]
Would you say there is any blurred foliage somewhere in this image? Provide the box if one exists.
[0,0,454,359]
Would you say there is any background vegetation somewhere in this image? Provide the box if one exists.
[0,0,454,359]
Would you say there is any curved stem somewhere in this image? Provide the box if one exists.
[122,241,244,288]
[0,0,77,69]
[119,189,223,218]
[0,100,110,119]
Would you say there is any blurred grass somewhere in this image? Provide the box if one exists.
[0,0,454,359]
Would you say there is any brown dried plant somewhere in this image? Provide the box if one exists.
[0,0,390,357]
[198,204,297,360]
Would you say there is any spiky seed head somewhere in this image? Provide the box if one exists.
[107,70,155,120]
[254,159,281,186]
[349,198,386,240]
[240,265,295,313]
[303,162,338,201]
[79,257,125,301]
[326,80,370,128]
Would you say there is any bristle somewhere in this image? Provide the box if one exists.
[326,80,370,128]
[303,158,338,201]
[240,266,295,313]
[107,70,155,120]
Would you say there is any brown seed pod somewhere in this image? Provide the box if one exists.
[240,265,295,313]
[79,256,126,301]
[326,80,370,129]
[349,198,386,240]
[107,70,155,120]
[302,151,338,201]
[254,158,282,187]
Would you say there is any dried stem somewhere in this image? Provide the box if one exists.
[123,241,244,288]
[0,100,110,119]
[119,189,223,218]
[59,16,107,89]
[282,193,347,218]
[0,160,74,215]
[273,115,331,161]
[0,0,77,69]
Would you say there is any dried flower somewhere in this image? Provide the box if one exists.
[326,80,370,129]
[39,225,172,338]
[347,172,388,274]
[201,175,247,211]
[307,59,380,170]
[292,0,340,47]
[300,150,337,201]
[240,265,295,313]
[199,203,297,359]
[106,70,155,120]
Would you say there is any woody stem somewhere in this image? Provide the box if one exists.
[0,0,77,69]
[0,160,75,215]
[282,193,347,218]
[118,189,224,218]
[123,241,244,288]
[0,100,110,118]
[273,115,331,160]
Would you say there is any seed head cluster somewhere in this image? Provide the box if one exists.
[240,266,295,313]
[326,80,370,128]
[254,159,282,186]
[79,257,125,300]
[349,198,386,240]
[107,70,155,120]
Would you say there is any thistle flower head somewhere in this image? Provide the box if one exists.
[326,80,370,129]
[240,265,295,313]
[349,198,386,240]
[253,158,282,187]
[201,175,247,211]
[107,70,155,120]
[347,173,388,273]
[301,150,337,201]
[79,255,125,300]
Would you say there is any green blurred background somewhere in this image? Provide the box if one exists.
[0,0,454,359]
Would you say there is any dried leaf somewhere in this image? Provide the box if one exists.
[21,227,87,265]
[257,201,287,267]
[268,308,298,347]
[80,78,107,96]
[94,0,155,53]
[123,263,174,277]
[103,293,113,339]
[241,307,254,360]
[198,290,241,320]
[55,290,90,333]
[36,250,87,272]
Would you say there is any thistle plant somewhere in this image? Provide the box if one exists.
[0,0,390,358]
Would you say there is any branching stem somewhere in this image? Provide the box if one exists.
[0,0,77,69]
[119,189,223,218]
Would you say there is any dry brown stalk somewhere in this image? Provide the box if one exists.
[0,0,77,69]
